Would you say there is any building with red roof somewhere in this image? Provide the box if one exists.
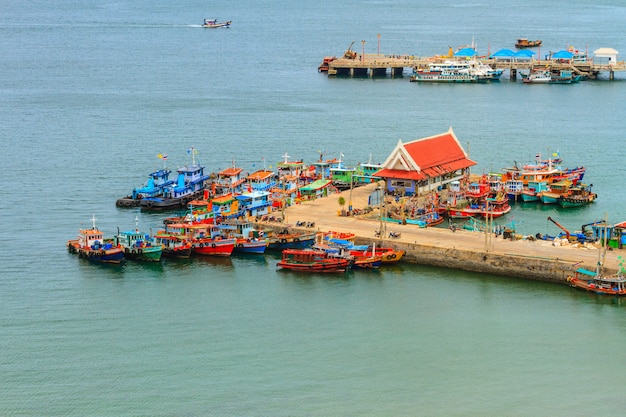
[374,127,476,196]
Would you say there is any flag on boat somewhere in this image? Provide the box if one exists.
[187,147,198,155]
[157,153,168,160]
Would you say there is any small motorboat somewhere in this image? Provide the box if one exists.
[202,18,231,28]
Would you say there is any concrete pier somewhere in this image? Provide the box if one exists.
[322,53,626,80]
[257,183,621,284]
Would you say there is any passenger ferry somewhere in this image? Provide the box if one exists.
[410,60,502,83]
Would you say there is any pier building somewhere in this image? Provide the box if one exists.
[374,128,475,196]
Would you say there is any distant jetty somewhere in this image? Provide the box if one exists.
[319,44,625,80]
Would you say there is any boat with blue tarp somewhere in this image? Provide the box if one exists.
[140,147,210,210]
[67,215,125,264]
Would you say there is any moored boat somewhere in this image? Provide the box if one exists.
[559,184,597,208]
[140,147,210,210]
[116,164,174,207]
[154,232,193,258]
[67,215,125,264]
[218,219,268,254]
[266,228,316,251]
[567,270,626,296]
[277,249,351,273]
[114,217,164,262]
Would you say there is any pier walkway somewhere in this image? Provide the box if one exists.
[257,183,621,284]
[321,53,626,80]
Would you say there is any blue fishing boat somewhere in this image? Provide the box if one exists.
[140,147,210,210]
[218,219,268,254]
[116,164,175,207]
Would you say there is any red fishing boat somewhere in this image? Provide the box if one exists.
[277,249,351,273]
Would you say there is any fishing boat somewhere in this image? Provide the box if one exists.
[521,180,550,202]
[567,220,625,295]
[114,217,164,262]
[559,184,597,208]
[277,249,351,273]
[515,38,542,48]
[539,179,572,204]
[202,18,231,28]
[349,246,405,264]
[116,167,175,207]
[164,220,235,257]
[153,232,193,258]
[568,269,626,295]
[218,219,268,254]
[140,147,210,210]
[266,228,316,251]
[67,215,125,264]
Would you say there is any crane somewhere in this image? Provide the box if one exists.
[547,216,570,240]
[344,41,357,59]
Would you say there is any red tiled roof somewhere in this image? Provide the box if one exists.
[376,130,476,180]
[374,169,426,181]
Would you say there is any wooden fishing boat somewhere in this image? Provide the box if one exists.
[567,217,625,295]
[349,246,405,264]
[114,216,163,262]
[277,249,351,273]
[567,270,626,295]
[67,215,125,264]
[559,184,597,208]
[218,219,268,254]
[515,38,542,48]
[266,228,316,251]
[154,232,193,258]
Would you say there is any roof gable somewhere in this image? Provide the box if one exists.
[377,127,476,180]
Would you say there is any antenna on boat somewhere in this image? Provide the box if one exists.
[282,153,290,164]
[91,214,98,230]
[135,215,139,233]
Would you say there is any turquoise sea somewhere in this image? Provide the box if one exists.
[1,1,626,415]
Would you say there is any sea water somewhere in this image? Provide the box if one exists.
[1,0,626,415]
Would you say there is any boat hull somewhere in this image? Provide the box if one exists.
[67,241,125,264]
[277,259,350,273]
[559,194,597,208]
[567,276,626,296]
[123,246,163,262]
[233,240,267,254]
[267,235,316,251]
[192,239,235,257]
